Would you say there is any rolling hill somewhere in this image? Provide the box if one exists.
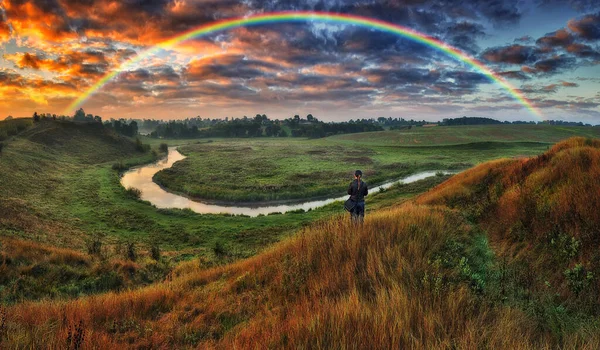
[3,136,600,348]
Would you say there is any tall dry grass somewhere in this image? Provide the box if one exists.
[3,137,600,348]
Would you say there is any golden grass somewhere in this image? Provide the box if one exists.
[3,137,600,348]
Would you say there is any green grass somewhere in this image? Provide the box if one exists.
[2,121,598,303]
[151,124,600,202]
[0,121,447,264]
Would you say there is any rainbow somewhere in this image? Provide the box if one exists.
[65,11,542,117]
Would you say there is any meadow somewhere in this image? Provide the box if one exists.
[0,119,448,303]
[3,135,600,348]
[152,124,600,202]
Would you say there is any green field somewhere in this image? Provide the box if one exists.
[153,124,600,202]
[2,120,600,303]
[0,120,456,302]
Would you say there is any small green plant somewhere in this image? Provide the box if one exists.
[436,171,445,177]
[564,264,594,295]
[213,240,228,257]
[550,232,580,260]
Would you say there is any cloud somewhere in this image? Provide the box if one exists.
[568,12,600,41]
[482,44,540,64]
[497,70,531,80]
[514,35,533,43]
[536,29,574,47]
[525,55,578,74]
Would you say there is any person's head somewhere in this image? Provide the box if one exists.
[354,170,362,179]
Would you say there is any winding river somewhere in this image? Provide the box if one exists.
[120,147,450,217]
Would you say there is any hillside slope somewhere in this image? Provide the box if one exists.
[4,137,600,348]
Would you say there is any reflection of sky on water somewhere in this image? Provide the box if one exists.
[121,148,450,217]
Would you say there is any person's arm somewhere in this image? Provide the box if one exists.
[364,183,368,196]
[347,182,353,195]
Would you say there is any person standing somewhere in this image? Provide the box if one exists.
[347,170,368,223]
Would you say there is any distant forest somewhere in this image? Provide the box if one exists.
[10,109,598,140]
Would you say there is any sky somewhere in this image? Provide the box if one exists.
[0,0,599,123]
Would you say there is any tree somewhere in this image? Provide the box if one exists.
[307,114,314,122]
[5,116,13,120]
[74,108,86,121]
[33,112,40,122]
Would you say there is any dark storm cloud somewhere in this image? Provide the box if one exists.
[481,10,600,78]
[497,70,531,80]
[366,67,441,86]
[529,55,578,74]
[568,12,600,41]
[565,43,600,59]
[445,21,486,53]
[184,55,281,81]
[474,0,521,26]
[481,44,540,64]
[536,29,574,47]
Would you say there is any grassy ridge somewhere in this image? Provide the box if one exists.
[330,124,600,145]
[418,137,600,315]
[4,137,600,348]
[152,125,590,202]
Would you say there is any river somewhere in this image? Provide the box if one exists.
[120,147,451,217]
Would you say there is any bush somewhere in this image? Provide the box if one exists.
[112,162,127,171]
[159,143,169,153]
[564,264,594,295]
[126,242,137,261]
[85,232,105,257]
[125,187,142,199]
[0,143,3,154]
[135,138,151,153]
[149,242,161,261]
[213,240,228,257]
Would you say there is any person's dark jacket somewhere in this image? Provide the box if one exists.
[347,179,368,202]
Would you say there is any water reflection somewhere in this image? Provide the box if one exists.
[121,147,450,217]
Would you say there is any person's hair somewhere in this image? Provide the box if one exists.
[355,170,362,190]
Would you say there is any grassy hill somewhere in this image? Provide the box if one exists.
[3,137,600,348]
[0,120,450,305]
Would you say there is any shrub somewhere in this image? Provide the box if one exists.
[213,240,228,257]
[125,187,142,199]
[149,242,161,261]
[85,232,105,257]
[0,142,3,154]
[159,143,169,153]
[112,162,127,171]
[564,264,594,295]
[135,137,151,153]
[126,242,137,261]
